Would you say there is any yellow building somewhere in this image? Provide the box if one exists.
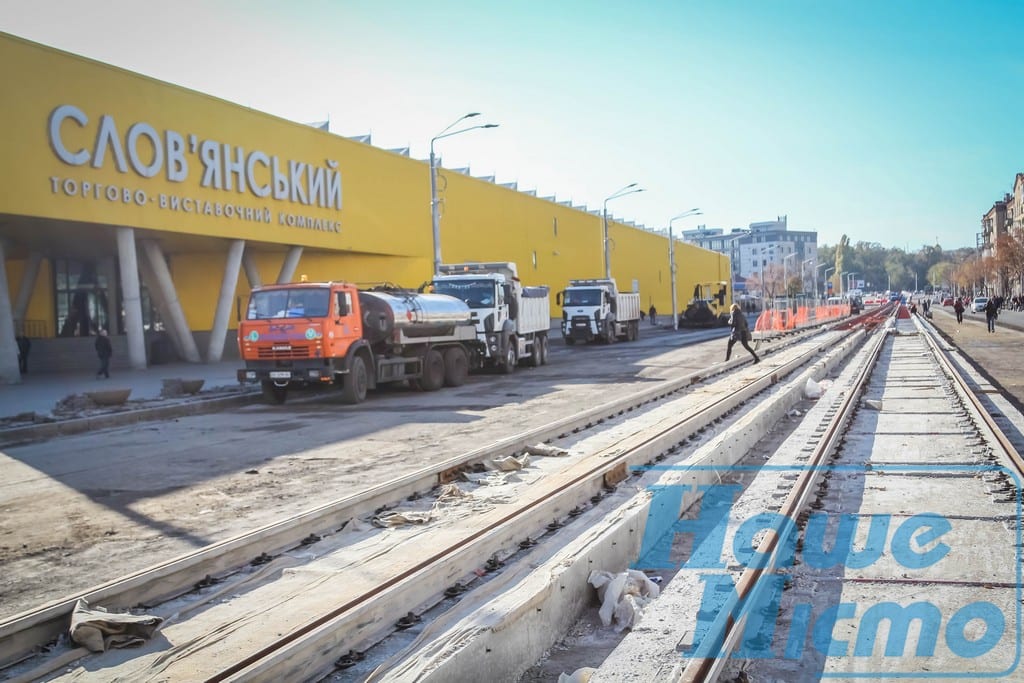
[0,31,729,380]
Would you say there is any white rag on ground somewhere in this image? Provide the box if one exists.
[558,667,597,683]
[69,598,163,652]
[588,569,661,631]
[525,443,570,457]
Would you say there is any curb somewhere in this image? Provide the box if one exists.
[0,390,261,446]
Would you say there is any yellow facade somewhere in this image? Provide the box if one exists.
[0,31,728,340]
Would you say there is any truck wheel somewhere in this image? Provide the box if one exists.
[498,340,517,374]
[631,320,640,341]
[419,348,445,391]
[340,355,368,404]
[539,334,550,365]
[528,338,542,367]
[261,380,288,405]
[604,320,616,344]
[443,346,469,387]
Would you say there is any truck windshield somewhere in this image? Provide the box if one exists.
[432,279,496,308]
[563,289,601,306]
[247,289,330,319]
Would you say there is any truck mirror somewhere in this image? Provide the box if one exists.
[236,296,241,322]
[336,292,349,317]
[556,291,563,306]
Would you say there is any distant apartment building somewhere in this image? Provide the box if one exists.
[980,172,1024,295]
[681,216,818,293]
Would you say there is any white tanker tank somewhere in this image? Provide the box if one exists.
[358,289,473,344]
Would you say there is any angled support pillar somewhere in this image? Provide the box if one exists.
[12,251,43,330]
[242,251,262,289]
[137,256,185,360]
[207,240,245,363]
[0,241,22,383]
[276,246,303,284]
[115,227,148,370]
[140,240,202,363]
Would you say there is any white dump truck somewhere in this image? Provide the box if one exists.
[433,262,552,373]
[558,278,641,344]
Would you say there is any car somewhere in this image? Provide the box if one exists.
[972,297,989,313]
[942,297,954,306]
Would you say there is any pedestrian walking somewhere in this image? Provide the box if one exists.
[648,304,657,326]
[984,298,998,333]
[953,298,964,325]
[95,329,112,378]
[725,303,759,364]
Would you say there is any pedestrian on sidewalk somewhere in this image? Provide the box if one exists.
[95,329,112,378]
[725,303,759,364]
[648,304,657,326]
[984,298,998,333]
[954,298,964,325]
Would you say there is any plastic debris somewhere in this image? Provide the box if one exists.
[372,510,432,527]
[863,399,883,411]
[526,443,570,457]
[491,453,530,471]
[588,569,661,631]
[803,378,822,399]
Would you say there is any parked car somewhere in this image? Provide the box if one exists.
[942,297,954,306]
[972,297,989,313]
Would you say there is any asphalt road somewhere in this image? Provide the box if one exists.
[0,324,739,619]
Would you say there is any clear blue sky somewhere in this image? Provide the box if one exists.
[3,0,1022,250]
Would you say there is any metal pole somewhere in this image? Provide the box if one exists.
[602,203,611,280]
[669,227,677,330]
[430,143,440,275]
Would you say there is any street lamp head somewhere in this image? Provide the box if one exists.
[482,124,499,129]
[465,112,481,118]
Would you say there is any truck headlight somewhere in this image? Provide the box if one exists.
[245,370,256,380]
[308,369,321,378]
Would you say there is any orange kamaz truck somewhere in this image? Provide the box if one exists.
[237,282,482,404]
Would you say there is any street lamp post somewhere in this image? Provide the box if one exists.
[430,113,499,274]
[759,247,776,311]
[846,272,858,296]
[668,208,702,330]
[603,183,645,279]
[815,263,828,302]
[801,258,813,297]
[783,253,797,301]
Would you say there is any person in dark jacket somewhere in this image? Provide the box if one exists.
[95,329,112,378]
[984,298,998,333]
[726,303,759,363]
[953,298,964,324]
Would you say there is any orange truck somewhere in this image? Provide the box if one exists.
[237,281,482,404]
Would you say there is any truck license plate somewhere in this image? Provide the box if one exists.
[272,345,292,351]
[269,371,291,379]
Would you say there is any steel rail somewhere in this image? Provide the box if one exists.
[680,310,893,682]
[205,335,847,682]
[0,328,837,669]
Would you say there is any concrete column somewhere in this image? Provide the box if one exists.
[12,251,43,329]
[242,251,262,289]
[207,239,245,363]
[98,256,118,334]
[137,255,185,359]
[140,240,201,363]
[276,246,303,284]
[0,241,23,383]
[116,228,148,369]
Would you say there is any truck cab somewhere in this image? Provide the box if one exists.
[237,282,363,401]
[558,278,640,344]
[433,261,551,372]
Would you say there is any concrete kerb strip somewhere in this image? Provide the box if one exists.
[357,332,866,682]
[0,389,262,446]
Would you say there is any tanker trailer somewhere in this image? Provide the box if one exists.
[238,282,482,404]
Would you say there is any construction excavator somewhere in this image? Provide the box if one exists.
[678,281,731,328]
